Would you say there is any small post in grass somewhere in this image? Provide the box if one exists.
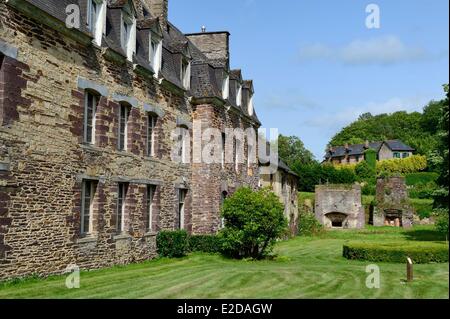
[406,257,413,282]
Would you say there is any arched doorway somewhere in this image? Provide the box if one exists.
[325,212,348,228]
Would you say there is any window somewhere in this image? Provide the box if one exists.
[149,34,162,76]
[247,94,254,116]
[221,132,226,168]
[81,180,97,235]
[147,114,157,157]
[236,83,242,106]
[84,91,98,144]
[393,152,401,159]
[121,4,136,61]
[220,191,228,229]
[222,75,229,100]
[146,185,156,232]
[117,183,128,232]
[402,152,410,158]
[234,138,239,172]
[118,103,130,151]
[181,59,191,90]
[178,189,187,230]
[177,127,189,163]
[88,0,106,46]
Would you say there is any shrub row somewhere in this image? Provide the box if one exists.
[343,241,449,263]
[156,231,221,258]
[377,155,428,174]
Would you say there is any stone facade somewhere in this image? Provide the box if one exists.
[314,184,365,229]
[0,0,262,280]
[260,160,299,236]
[373,177,414,228]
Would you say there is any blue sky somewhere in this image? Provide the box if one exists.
[169,0,449,160]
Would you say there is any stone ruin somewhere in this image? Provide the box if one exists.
[373,177,414,228]
[315,184,365,229]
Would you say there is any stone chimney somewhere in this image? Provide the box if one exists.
[345,143,349,150]
[145,0,168,27]
[365,140,369,148]
[185,31,230,69]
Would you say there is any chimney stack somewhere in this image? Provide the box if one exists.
[145,0,168,27]
[365,140,369,148]
[185,31,230,69]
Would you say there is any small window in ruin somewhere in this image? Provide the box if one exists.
[332,221,343,228]
[178,189,187,230]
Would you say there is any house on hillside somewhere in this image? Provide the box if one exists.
[323,140,415,165]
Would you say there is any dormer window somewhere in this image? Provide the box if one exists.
[149,34,162,76]
[248,94,254,116]
[222,75,229,100]
[181,58,191,90]
[121,3,136,62]
[236,82,242,106]
[88,0,106,46]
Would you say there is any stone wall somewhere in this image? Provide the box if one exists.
[373,177,414,228]
[314,184,364,229]
[0,1,259,280]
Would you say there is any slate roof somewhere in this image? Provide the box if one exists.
[20,0,260,125]
[325,140,414,159]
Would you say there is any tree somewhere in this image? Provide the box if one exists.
[328,105,442,157]
[218,187,288,259]
[278,134,315,168]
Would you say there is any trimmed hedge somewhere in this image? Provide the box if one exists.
[188,235,221,253]
[156,230,188,258]
[343,241,449,263]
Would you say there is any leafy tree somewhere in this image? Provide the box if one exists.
[278,134,315,168]
[218,187,288,259]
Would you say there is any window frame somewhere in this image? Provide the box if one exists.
[393,152,401,159]
[118,103,131,151]
[83,91,98,144]
[236,82,242,106]
[178,189,187,230]
[117,183,128,233]
[146,185,156,232]
[147,113,157,157]
[181,58,191,90]
[88,0,106,46]
[222,75,229,100]
[81,180,96,235]
[121,5,136,62]
[149,33,162,76]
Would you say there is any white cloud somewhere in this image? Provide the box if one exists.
[260,91,321,111]
[298,35,446,66]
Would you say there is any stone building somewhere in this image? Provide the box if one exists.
[324,140,415,165]
[372,177,414,228]
[0,0,261,280]
[314,184,365,229]
[259,159,299,236]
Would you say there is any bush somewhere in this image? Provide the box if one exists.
[218,187,288,259]
[410,198,434,219]
[405,172,439,186]
[361,183,376,195]
[434,208,449,236]
[355,161,376,181]
[377,155,428,174]
[343,241,449,263]
[298,212,324,236]
[188,235,221,253]
[156,230,188,258]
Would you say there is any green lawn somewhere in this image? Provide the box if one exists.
[0,226,448,299]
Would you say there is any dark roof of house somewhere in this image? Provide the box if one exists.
[325,140,414,159]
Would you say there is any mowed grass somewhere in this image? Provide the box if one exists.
[0,226,448,299]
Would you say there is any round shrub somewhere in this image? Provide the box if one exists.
[156,230,188,258]
[218,187,288,259]
[343,241,449,263]
[188,235,221,253]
